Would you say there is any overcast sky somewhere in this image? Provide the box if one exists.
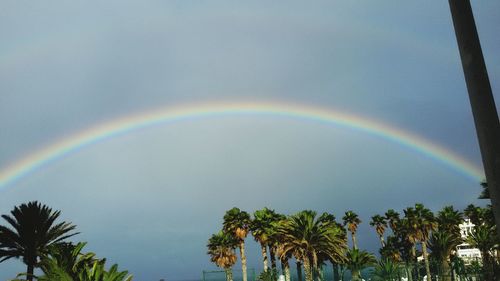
[1,1,499,280]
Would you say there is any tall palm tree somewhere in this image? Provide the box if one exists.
[223,207,251,281]
[277,210,347,281]
[265,212,286,272]
[432,206,463,281]
[0,201,78,281]
[412,203,437,281]
[342,211,361,250]
[437,206,463,235]
[279,251,292,281]
[207,231,238,281]
[318,213,346,281]
[467,224,496,280]
[344,248,376,281]
[250,208,279,272]
[464,204,483,226]
[402,207,419,281]
[384,209,400,234]
[379,236,401,263]
[370,215,387,247]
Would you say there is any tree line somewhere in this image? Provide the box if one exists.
[207,198,499,281]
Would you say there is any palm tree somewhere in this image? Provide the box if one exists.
[265,212,287,272]
[318,212,346,281]
[402,207,419,281]
[437,206,463,234]
[467,224,496,280]
[379,236,401,263]
[370,215,387,247]
[75,261,133,281]
[251,208,280,272]
[279,251,292,281]
[429,206,464,281]
[371,258,400,281]
[207,231,238,281]
[392,223,416,281]
[428,229,462,281]
[384,209,400,234]
[342,211,361,250]
[223,208,251,281]
[40,242,100,280]
[0,201,78,281]
[479,181,490,199]
[277,210,347,281]
[412,203,437,281]
[464,204,483,226]
[344,248,376,281]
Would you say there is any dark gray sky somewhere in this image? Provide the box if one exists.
[1,1,499,280]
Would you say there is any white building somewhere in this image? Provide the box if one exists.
[455,218,482,263]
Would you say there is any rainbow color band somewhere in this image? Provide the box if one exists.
[0,101,484,189]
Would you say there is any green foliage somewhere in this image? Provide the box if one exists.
[370,215,387,244]
[223,208,251,241]
[384,210,400,233]
[429,229,463,262]
[436,205,463,235]
[342,211,361,236]
[257,269,278,281]
[371,258,400,281]
[76,262,133,281]
[40,242,100,280]
[207,231,238,269]
[277,210,347,267]
[479,181,489,199]
[379,236,402,262]
[0,201,78,281]
[36,243,133,281]
[345,248,376,281]
[251,208,281,246]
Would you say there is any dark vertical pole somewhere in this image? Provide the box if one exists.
[448,0,500,231]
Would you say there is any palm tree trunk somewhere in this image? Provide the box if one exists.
[239,242,248,281]
[422,241,431,281]
[332,263,339,281]
[27,263,34,281]
[351,269,361,281]
[352,233,358,249]
[284,259,291,281]
[340,265,346,281]
[261,243,268,272]
[411,245,417,281]
[317,266,324,281]
[441,258,451,281]
[270,246,277,270]
[225,268,234,281]
[312,259,319,281]
[480,250,492,281]
[297,261,303,281]
[379,235,385,247]
[303,258,313,281]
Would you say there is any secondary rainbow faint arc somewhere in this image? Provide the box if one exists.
[0,101,484,189]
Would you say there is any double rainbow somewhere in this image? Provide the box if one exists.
[0,101,483,189]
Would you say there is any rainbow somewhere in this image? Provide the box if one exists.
[0,101,484,189]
